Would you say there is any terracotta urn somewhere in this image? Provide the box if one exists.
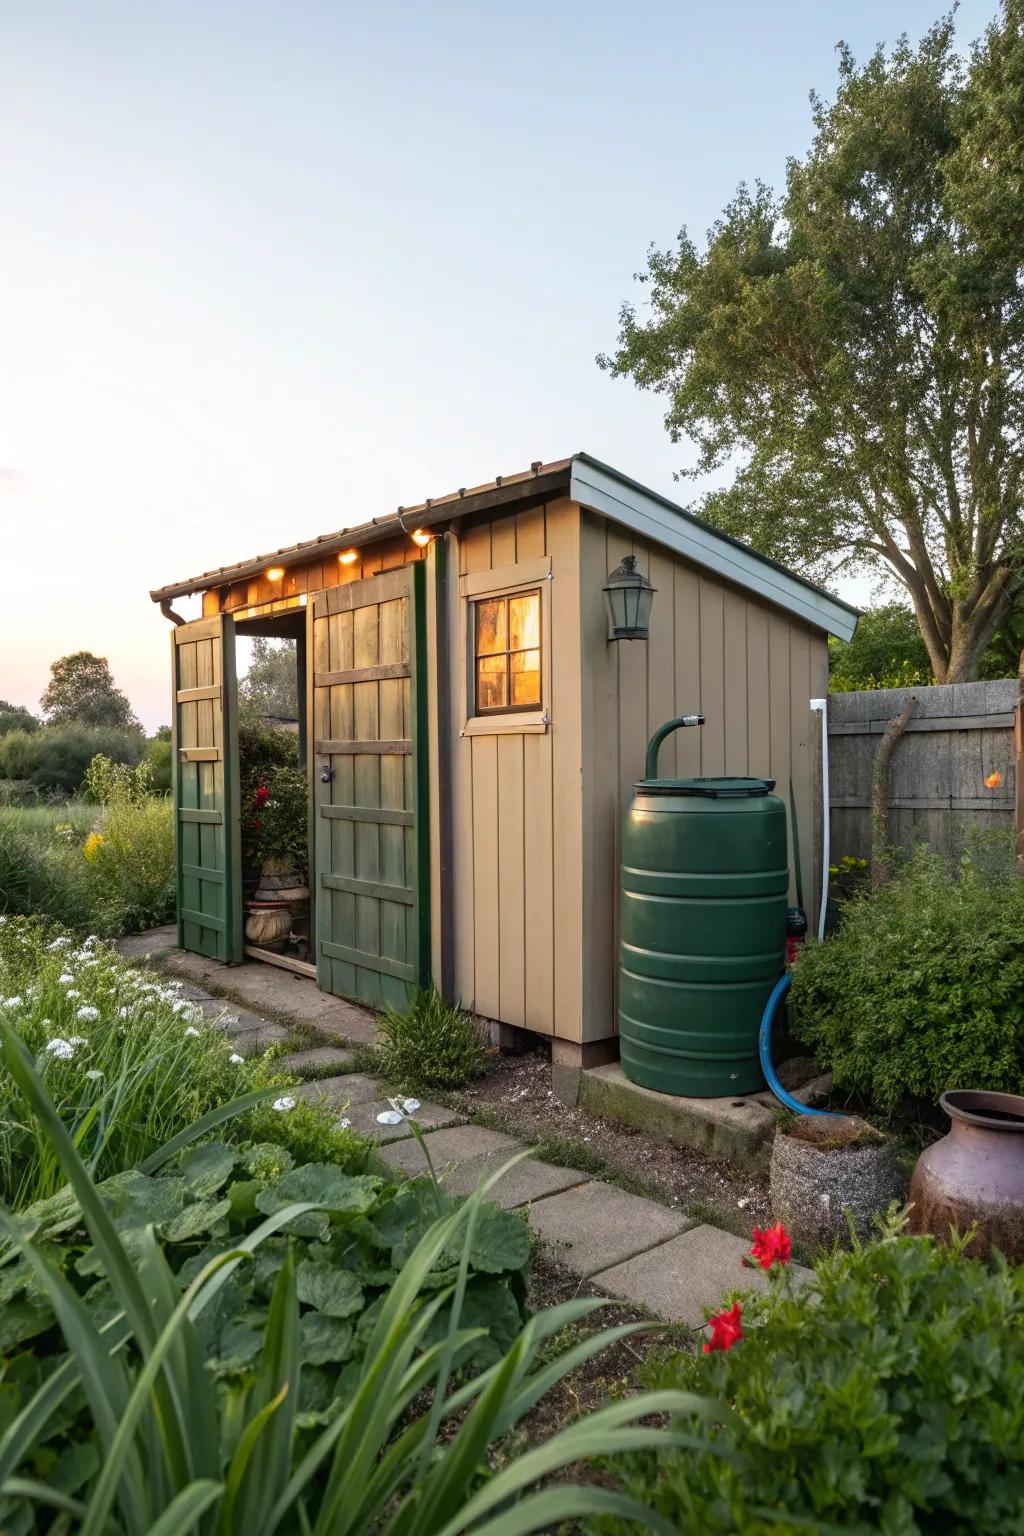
[244,902,292,952]
[909,1090,1024,1260]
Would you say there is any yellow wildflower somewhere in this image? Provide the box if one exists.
[83,832,105,862]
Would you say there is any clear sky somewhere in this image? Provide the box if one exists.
[0,0,996,730]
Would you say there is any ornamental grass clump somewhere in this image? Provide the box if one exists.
[376,987,488,1092]
[789,842,1024,1116]
[602,1213,1024,1534]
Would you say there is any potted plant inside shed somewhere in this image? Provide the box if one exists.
[245,765,310,952]
[770,1111,905,1251]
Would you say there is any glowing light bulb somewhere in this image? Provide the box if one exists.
[338,549,358,565]
[410,528,432,547]
[266,566,286,581]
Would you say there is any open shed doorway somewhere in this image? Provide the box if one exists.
[234,608,315,977]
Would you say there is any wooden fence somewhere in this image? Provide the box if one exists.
[827,679,1021,862]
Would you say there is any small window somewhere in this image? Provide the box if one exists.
[473,589,542,714]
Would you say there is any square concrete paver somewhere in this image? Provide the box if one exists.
[527,1181,694,1277]
[376,1124,519,1177]
[342,1099,465,1143]
[219,1023,290,1057]
[592,1223,811,1326]
[443,1152,593,1209]
[297,1073,380,1107]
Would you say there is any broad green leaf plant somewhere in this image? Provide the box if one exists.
[0,1024,729,1534]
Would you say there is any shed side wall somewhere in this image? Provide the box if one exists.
[449,497,584,1041]
[580,509,829,1044]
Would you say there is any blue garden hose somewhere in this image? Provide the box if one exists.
[758,973,840,1117]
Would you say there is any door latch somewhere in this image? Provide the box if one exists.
[320,765,332,784]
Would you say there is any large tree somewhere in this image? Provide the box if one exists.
[601,5,1024,681]
[41,652,140,730]
[238,638,299,720]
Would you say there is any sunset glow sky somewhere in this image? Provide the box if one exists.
[0,0,993,729]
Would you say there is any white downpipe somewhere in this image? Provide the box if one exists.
[809,698,829,940]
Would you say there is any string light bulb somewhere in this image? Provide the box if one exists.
[266,566,286,581]
[338,549,358,565]
[410,528,432,548]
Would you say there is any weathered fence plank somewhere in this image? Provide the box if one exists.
[828,679,1018,861]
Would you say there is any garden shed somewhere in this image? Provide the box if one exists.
[150,454,857,1068]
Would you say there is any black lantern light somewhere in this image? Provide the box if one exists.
[603,554,655,640]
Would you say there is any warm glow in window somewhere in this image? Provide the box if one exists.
[473,590,542,713]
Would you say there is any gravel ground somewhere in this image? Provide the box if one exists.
[450,1046,774,1234]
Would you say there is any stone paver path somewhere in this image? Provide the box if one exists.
[118,928,808,1327]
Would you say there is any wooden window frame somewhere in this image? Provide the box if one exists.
[458,556,552,737]
[472,588,543,717]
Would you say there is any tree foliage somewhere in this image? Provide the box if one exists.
[239,637,299,721]
[0,702,39,737]
[828,603,932,690]
[601,5,1024,681]
[40,651,140,730]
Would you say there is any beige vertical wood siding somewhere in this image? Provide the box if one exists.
[580,509,829,1044]
[449,497,583,1039]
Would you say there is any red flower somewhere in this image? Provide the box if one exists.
[703,1302,743,1354]
[250,816,263,831]
[253,785,270,807]
[747,1222,791,1271]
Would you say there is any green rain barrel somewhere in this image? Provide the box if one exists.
[618,715,788,1097]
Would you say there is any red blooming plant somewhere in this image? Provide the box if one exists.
[746,1222,791,1271]
[253,785,271,807]
[703,1302,743,1354]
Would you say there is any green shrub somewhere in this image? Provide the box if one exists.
[238,721,307,876]
[603,1218,1024,1535]
[145,731,173,793]
[0,1029,694,1536]
[0,812,94,929]
[0,917,366,1209]
[376,988,488,1091]
[789,844,1024,1114]
[0,724,144,794]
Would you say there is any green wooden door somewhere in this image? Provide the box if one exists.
[171,615,243,962]
[311,563,429,1008]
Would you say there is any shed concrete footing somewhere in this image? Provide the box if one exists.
[578,1062,776,1170]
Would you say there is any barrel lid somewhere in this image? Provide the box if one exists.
[635,776,777,798]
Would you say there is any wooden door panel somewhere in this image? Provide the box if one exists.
[172,615,241,962]
[311,565,428,1008]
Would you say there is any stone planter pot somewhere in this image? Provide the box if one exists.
[770,1115,905,1249]
[909,1090,1024,1260]
[244,902,292,952]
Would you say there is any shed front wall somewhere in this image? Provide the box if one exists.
[448,497,584,1041]
[579,509,829,1045]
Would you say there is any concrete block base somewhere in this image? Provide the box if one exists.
[578,1062,776,1171]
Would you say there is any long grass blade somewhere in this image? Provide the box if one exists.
[79,1249,244,1536]
[216,1385,289,1536]
[0,1312,130,1486]
[0,1476,88,1520]
[145,1480,224,1536]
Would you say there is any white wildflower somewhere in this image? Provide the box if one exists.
[220,1012,240,1027]
[272,1095,296,1113]
[68,1034,88,1046]
[47,936,71,950]
[117,1006,131,1019]
[58,973,75,985]
[337,1117,352,1129]
[184,1026,201,1038]
[65,989,81,1000]
[3,996,24,1010]
[229,1052,244,1064]
[75,1007,99,1023]
[45,1038,76,1060]
[86,1069,104,1081]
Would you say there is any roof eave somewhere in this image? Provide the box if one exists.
[149,461,573,603]
[570,454,859,641]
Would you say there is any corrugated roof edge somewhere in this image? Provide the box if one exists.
[149,450,859,639]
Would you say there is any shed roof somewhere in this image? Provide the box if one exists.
[150,452,859,640]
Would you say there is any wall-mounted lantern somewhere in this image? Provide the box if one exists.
[603,554,655,640]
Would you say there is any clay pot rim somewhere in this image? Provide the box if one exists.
[941,1089,1024,1132]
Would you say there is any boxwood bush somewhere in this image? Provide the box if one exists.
[604,1220,1024,1534]
[789,844,1024,1114]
